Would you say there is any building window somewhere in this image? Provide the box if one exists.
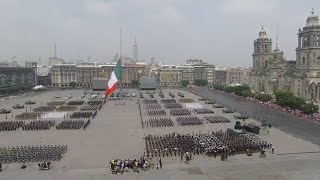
[303,57,306,65]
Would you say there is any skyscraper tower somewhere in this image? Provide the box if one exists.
[133,35,138,62]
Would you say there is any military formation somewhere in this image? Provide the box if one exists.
[164,103,183,109]
[179,98,194,103]
[22,120,55,131]
[145,130,271,158]
[192,108,214,114]
[47,101,65,106]
[87,100,103,106]
[67,101,85,106]
[33,106,55,112]
[70,112,93,119]
[143,99,158,104]
[176,116,203,126]
[161,99,176,104]
[56,120,85,130]
[144,104,161,110]
[204,116,231,124]
[0,145,67,164]
[56,106,77,111]
[145,118,174,128]
[15,112,40,120]
[0,121,24,131]
[146,110,166,116]
[170,109,191,116]
[80,105,100,111]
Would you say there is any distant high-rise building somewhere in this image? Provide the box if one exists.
[150,57,156,65]
[49,44,64,66]
[133,36,138,62]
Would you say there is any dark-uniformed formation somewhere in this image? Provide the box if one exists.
[170,109,191,116]
[56,120,85,129]
[146,110,166,116]
[146,118,174,128]
[192,108,214,114]
[87,100,103,106]
[164,103,183,109]
[204,116,230,124]
[80,105,100,111]
[22,120,55,131]
[70,112,93,119]
[143,99,158,104]
[176,116,203,126]
[67,101,85,106]
[161,99,176,104]
[0,121,24,131]
[0,145,67,163]
[145,130,272,158]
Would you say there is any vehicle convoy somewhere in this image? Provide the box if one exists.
[0,108,11,114]
[222,108,234,113]
[25,100,36,105]
[12,104,24,109]
[205,100,215,104]
[213,104,224,108]
[234,113,249,119]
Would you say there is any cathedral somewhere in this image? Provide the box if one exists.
[249,9,320,102]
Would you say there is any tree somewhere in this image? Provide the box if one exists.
[224,86,234,93]
[256,94,273,102]
[194,79,208,86]
[300,103,319,114]
[275,90,294,106]
[241,90,254,97]
[212,84,225,91]
[180,80,190,87]
[233,85,250,96]
[69,81,77,88]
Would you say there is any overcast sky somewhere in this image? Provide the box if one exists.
[0,0,319,67]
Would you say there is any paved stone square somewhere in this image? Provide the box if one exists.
[0,89,319,180]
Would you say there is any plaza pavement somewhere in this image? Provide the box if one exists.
[0,88,319,180]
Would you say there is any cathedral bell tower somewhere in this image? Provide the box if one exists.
[252,26,273,70]
[296,9,320,70]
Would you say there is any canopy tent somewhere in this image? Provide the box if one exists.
[33,85,46,90]
[183,103,203,109]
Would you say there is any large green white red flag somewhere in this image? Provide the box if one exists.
[105,59,122,97]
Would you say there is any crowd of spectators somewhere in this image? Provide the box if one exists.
[210,88,320,122]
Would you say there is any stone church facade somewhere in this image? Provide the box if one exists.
[249,10,320,102]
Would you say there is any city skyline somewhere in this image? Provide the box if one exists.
[0,0,319,67]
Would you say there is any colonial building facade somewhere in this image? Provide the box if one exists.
[249,10,320,101]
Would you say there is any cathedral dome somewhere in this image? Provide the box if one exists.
[258,26,269,39]
[306,9,320,27]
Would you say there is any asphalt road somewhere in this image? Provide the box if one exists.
[197,87,320,146]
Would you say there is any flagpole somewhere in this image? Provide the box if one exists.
[120,28,123,98]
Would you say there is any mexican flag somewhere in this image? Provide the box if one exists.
[105,59,122,97]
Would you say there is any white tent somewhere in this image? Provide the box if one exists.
[33,85,46,90]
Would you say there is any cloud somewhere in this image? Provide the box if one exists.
[86,0,117,16]
[218,0,278,15]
